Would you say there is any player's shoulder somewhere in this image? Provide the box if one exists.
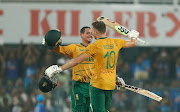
[70,44,77,46]
[90,41,99,47]
[66,44,77,47]
[112,38,120,40]
[59,44,77,50]
[113,38,125,41]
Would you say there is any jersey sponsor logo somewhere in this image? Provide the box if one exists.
[103,44,114,49]
[79,48,84,51]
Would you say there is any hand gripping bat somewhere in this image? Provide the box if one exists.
[97,16,147,45]
[116,76,163,102]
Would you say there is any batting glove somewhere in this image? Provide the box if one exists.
[116,76,126,91]
[45,65,63,78]
[128,30,139,39]
[42,38,45,45]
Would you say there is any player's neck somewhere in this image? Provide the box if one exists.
[98,34,107,39]
[81,41,90,46]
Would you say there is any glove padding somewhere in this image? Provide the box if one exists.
[45,65,62,78]
[116,85,126,91]
[116,76,126,91]
[42,38,45,45]
[39,65,62,93]
[128,30,139,39]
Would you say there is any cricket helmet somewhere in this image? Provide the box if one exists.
[43,29,62,49]
[38,75,57,93]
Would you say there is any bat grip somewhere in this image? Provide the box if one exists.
[128,36,147,45]
[137,37,147,45]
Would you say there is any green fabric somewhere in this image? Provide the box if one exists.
[38,76,56,93]
[80,43,87,47]
[91,86,113,112]
[45,30,61,49]
[99,37,107,39]
[71,81,92,112]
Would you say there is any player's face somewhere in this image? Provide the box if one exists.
[81,28,93,43]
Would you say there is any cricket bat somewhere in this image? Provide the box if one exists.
[97,16,147,45]
[116,80,163,102]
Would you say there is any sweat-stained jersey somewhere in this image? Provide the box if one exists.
[84,37,126,90]
[54,43,94,83]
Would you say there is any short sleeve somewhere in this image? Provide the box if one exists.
[114,39,126,48]
[84,43,97,57]
[53,44,76,58]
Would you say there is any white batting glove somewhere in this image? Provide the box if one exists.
[42,38,45,45]
[116,76,126,91]
[45,65,63,78]
[117,77,125,86]
[128,30,139,39]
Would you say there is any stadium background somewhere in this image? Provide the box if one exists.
[0,0,180,112]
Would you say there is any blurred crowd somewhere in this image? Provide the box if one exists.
[0,42,180,112]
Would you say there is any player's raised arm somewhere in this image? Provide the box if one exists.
[123,30,138,48]
[61,53,89,71]
[124,38,137,48]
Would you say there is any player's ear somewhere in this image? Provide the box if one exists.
[80,32,84,37]
[95,30,98,35]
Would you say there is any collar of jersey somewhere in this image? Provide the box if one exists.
[80,43,87,47]
[99,37,107,39]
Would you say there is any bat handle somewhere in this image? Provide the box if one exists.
[114,26,147,45]
[137,37,147,45]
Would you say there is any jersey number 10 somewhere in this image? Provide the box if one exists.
[104,51,116,69]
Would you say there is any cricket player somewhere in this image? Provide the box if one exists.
[39,26,94,112]
[44,21,138,112]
